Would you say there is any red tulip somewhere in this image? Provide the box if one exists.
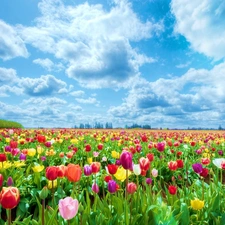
[57,165,67,178]
[146,153,154,162]
[107,164,118,175]
[0,186,20,209]
[126,182,137,194]
[168,185,177,195]
[200,168,209,178]
[0,153,7,162]
[66,164,82,182]
[10,141,18,149]
[104,175,112,183]
[46,166,58,180]
[91,162,101,174]
[85,144,91,152]
[37,135,46,143]
[176,159,184,168]
[168,161,178,171]
[0,174,3,187]
[97,143,103,150]
[139,157,150,171]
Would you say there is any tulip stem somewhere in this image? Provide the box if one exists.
[8,209,11,225]
[51,180,54,208]
[42,199,45,225]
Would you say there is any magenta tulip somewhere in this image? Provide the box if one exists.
[58,197,79,220]
[120,151,133,170]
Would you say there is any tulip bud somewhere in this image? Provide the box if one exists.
[126,182,137,194]
[92,183,99,193]
[7,177,14,186]
[39,186,49,199]
[120,151,133,170]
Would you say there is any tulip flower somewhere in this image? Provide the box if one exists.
[66,164,82,182]
[151,168,158,177]
[47,180,57,189]
[57,165,67,178]
[108,180,117,193]
[120,151,133,170]
[10,141,18,149]
[192,163,203,174]
[146,178,152,185]
[146,153,154,162]
[156,142,165,152]
[126,182,137,194]
[92,183,99,193]
[168,185,177,195]
[27,148,36,157]
[111,151,120,159]
[213,158,225,169]
[107,164,118,175]
[0,174,3,187]
[176,159,184,168]
[32,164,44,173]
[191,198,204,210]
[85,144,91,152]
[91,162,101,174]
[200,168,209,178]
[104,175,112,183]
[0,186,20,209]
[139,157,150,171]
[7,177,14,186]
[114,167,131,182]
[0,153,7,162]
[133,164,141,176]
[168,161,178,171]
[46,166,58,180]
[83,165,92,176]
[59,197,79,220]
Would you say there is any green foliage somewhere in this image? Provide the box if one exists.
[0,119,23,128]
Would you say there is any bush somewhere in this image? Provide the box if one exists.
[0,119,23,128]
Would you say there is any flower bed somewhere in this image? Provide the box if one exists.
[0,128,225,224]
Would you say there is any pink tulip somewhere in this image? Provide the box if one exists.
[58,197,79,220]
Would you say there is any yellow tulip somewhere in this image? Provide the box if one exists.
[191,199,204,210]
[111,151,120,159]
[27,148,36,157]
[71,139,78,144]
[32,164,44,173]
[47,180,57,189]
[87,157,93,164]
[37,146,44,154]
[5,138,10,143]
[114,167,131,182]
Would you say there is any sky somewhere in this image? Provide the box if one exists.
[0,0,225,129]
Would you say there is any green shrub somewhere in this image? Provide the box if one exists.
[0,119,23,128]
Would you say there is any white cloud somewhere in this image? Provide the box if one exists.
[0,20,28,60]
[75,97,99,105]
[17,0,162,88]
[33,58,64,72]
[0,85,23,97]
[108,61,225,127]
[171,0,225,60]
[0,67,18,83]
[18,74,67,96]
[22,97,67,106]
[70,90,85,97]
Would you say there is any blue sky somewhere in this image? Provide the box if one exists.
[0,0,225,129]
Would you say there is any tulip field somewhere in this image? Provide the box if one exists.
[0,128,225,224]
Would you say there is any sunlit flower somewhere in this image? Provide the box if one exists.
[191,198,204,210]
[111,151,120,159]
[114,167,131,182]
[32,164,45,173]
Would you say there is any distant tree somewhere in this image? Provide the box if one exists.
[218,125,223,130]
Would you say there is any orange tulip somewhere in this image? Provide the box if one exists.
[66,164,82,182]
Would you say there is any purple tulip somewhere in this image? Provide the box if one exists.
[4,146,11,153]
[92,183,99,193]
[7,177,14,186]
[156,142,165,152]
[120,151,133,170]
[218,150,223,156]
[108,180,117,193]
[115,159,121,166]
[40,156,46,161]
[84,165,92,176]
[19,153,26,161]
[192,163,203,174]
[146,178,153,185]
